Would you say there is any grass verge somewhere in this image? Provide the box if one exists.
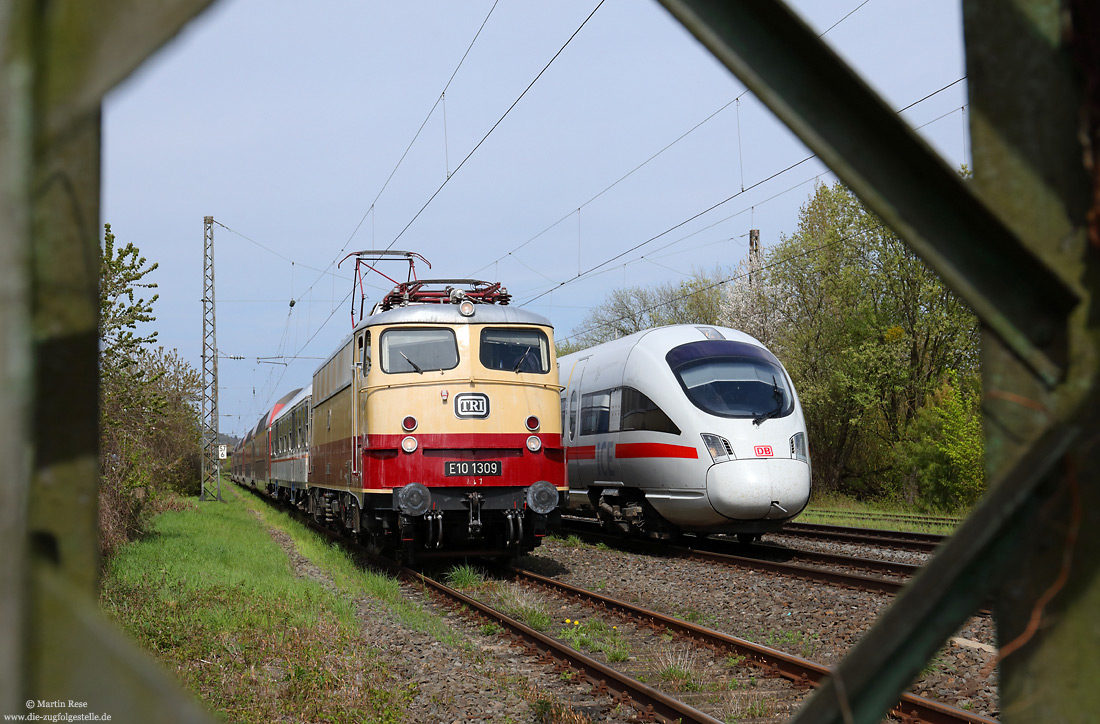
[101,484,413,723]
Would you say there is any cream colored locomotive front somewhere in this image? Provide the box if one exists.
[307,304,566,556]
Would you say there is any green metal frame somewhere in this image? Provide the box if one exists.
[3,0,1096,721]
[657,1,1098,722]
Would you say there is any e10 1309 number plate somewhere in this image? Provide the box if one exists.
[444,460,502,476]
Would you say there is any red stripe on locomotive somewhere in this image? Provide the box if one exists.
[343,432,566,490]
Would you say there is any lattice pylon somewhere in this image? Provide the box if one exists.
[200,216,222,501]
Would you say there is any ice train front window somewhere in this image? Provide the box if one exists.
[666,340,794,419]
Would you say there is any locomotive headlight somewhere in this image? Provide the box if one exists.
[459,300,475,317]
[790,431,808,462]
[526,435,542,452]
[701,433,733,463]
[526,480,558,515]
[397,482,431,516]
[401,436,418,453]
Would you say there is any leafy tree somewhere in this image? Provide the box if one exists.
[99,224,201,556]
[736,181,981,498]
[100,224,159,367]
[895,371,984,509]
[566,266,726,348]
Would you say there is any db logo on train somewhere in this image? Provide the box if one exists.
[754,445,774,457]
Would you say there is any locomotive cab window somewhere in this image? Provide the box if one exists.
[358,332,371,374]
[666,340,794,420]
[380,328,458,374]
[479,328,550,373]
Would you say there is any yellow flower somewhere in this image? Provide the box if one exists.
[565,619,571,624]
[574,621,580,626]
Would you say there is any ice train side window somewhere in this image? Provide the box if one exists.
[620,387,681,435]
[580,390,612,436]
[560,395,567,444]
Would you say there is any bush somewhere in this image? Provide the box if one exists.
[893,371,984,510]
[99,224,201,557]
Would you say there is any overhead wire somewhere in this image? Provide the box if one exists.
[380,0,607,253]
[468,0,878,279]
[558,220,887,345]
[517,75,968,307]
[226,2,509,423]
[260,0,604,395]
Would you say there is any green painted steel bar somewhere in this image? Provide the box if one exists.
[656,0,1078,387]
[0,2,34,715]
[962,1,1100,721]
[3,0,219,719]
[787,413,1080,723]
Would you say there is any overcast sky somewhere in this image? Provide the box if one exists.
[102,0,969,438]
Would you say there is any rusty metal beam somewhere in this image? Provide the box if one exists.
[656,0,1079,388]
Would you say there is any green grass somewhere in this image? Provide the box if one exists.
[487,582,555,632]
[445,563,486,589]
[552,533,589,548]
[101,484,413,723]
[801,490,966,534]
[753,628,821,659]
[558,618,630,662]
[654,645,703,691]
[240,489,471,650]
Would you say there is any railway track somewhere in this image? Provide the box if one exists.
[253,490,993,722]
[410,567,728,724]
[505,565,996,724]
[559,516,992,615]
[775,521,946,553]
[260,489,725,722]
[804,509,963,528]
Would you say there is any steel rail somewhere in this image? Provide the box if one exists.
[405,568,724,724]
[780,523,946,552]
[679,544,914,593]
[513,567,997,724]
[697,539,922,580]
[557,518,993,615]
[262,491,721,724]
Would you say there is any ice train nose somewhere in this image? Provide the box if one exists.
[705,459,810,521]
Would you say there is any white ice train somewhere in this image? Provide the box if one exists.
[559,324,811,541]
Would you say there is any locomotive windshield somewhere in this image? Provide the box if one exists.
[666,340,794,420]
[480,328,550,374]
[380,328,459,374]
